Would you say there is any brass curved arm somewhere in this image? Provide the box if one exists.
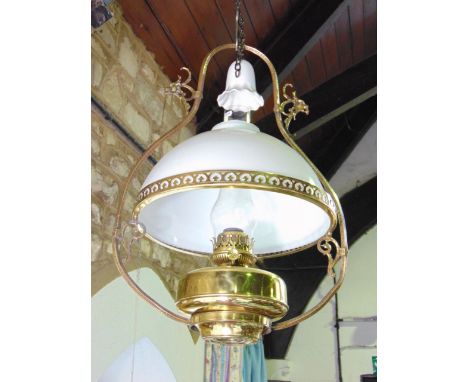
[112,43,348,329]
[112,44,239,324]
[238,45,349,331]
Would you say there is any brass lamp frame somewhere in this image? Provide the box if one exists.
[112,44,348,332]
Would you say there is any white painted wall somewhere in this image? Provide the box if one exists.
[330,122,377,197]
[92,268,204,382]
[99,337,176,382]
[284,226,377,382]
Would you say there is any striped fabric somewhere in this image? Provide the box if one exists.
[204,341,267,382]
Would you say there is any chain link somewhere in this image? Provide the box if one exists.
[234,0,245,77]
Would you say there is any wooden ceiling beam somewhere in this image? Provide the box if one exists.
[257,0,350,98]
[196,0,347,133]
[294,87,376,140]
[304,96,377,180]
[256,54,377,140]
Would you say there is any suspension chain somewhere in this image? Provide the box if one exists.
[234,0,245,77]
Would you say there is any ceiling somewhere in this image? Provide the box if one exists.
[117,0,377,359]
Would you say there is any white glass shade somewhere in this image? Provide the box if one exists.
[136,120,336,257]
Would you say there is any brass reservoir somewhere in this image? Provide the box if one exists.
[176,266,288,344]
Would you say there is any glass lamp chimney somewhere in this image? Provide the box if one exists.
[210,188,258,238]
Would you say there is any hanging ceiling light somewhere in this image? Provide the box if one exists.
[112,1,348,346]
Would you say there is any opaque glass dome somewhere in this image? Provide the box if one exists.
[136,119,336,257]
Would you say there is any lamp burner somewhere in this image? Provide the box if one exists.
[211,229,256,266]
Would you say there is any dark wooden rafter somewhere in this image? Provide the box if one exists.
[119,0,376,133]
[196,0,348,133]
[262,176,377,359]
[142,0,192,76]
[119,0,376,132]
[257,0,350,98]
[256,54,376,140]
[294,86,376,140]
[301,95,376,180]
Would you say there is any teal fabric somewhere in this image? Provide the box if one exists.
[242,340,267,382]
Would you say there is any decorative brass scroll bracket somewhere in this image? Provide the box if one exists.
[317,235,348,278]
[279,83,309,131]
[164,67,200,107]
[114,220,146,263]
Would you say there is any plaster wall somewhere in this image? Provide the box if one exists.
[92,268,204,382]
[330,122,377,197]
[286,226,377,382]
